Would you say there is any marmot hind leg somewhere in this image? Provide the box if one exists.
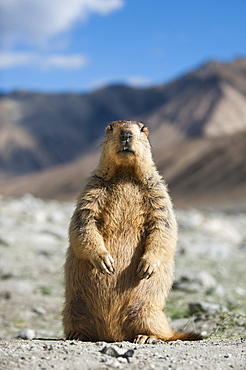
[66,332,89,341]
[134,332,203,344]
[124,306,172,342]
[128,308,202,343]
[63,308,90,341]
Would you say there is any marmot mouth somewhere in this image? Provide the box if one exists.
[119,147,134,155]
[118,143,134,155]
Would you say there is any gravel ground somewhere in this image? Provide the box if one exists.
[0,339,245,369]
[0,194,246,369]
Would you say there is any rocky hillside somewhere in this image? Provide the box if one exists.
[1,195,245,343]
[0,58,246,207]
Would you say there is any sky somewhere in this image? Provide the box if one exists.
[0,0,246,93]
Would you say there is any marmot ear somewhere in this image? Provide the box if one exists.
[141,125,149,136]
[106,124,113,133]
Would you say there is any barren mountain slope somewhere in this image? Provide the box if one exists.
[0,131,245,209]
[0,58,246,207]
[143,59,246,137]
[0,58,246,175]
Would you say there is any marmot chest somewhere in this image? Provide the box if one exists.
[99,181,145,239]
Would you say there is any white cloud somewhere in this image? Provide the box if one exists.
[0,51,88,70]
[0,52,37,69]
[40,54,88,70]
[0,0,124,46]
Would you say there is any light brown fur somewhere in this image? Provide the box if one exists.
[62,120,202,343]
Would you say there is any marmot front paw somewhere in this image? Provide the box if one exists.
[91,251,115,275]
[136,256,160,280]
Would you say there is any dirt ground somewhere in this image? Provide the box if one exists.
[0,195,245,369]
[1,338,246,370]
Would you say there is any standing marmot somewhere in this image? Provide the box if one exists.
[63,120,202,343]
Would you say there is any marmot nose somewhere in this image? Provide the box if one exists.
[120,130,133,143]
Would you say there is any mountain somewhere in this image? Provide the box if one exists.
[0,58,246,208]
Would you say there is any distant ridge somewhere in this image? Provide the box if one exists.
[0,58,246,208]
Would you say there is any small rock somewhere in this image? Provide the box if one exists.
[235,287,245,296]
[149,365,156,369]
[0,291,11,299]
[43,344,53,351]
[0,237,9,246]
[118,357,128,363]
[189,302,220,315]
[198,271,217,290]
[33,306,47,315]
[17,329,36,340]
[173,271,217,292]
[100,346,135,362]
[0,272,13,280]
[100,346,120,357]
[105,358,121,368]
[224,353,232,358]
[122,349,134,359]
[209,284,225,297]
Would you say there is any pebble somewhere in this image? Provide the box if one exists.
[189,302,220,315]
[0,237,9,246]
[17,329,36,340]
[33,306,47,315]
[100,346,135,362]
[212,284,226,297]
[235,287,245,296]
[173,271,217,292]
[100,346,119,357]
[104,358,121,368]
[118,357,128,363]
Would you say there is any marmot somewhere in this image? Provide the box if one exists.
[63,120,202,343]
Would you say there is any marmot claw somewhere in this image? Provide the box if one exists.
[136,257,160,280]
[91,251,115,275]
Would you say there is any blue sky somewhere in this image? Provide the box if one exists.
[0,0,245,93]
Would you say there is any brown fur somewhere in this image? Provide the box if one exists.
[62,120,202,343]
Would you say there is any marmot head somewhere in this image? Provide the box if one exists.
[99,120,154,178]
